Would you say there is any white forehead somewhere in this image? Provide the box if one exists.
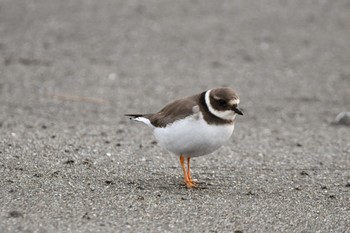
[212,91,240,105]
[229,99,240,105]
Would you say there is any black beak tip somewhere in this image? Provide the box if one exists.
[234,108,243,116]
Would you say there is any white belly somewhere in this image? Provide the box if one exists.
[153,114,234,157]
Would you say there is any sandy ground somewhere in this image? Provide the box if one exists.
[1,0,350,232]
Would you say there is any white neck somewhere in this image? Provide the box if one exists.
[205,90,236,121]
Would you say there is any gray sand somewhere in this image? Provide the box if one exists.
[1,1,350,232]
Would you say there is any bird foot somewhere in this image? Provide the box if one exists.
[185,178,198,188]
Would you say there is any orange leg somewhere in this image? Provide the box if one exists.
[179,155,196,188]
[187,157,197,186]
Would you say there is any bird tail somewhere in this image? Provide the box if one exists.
[125,114,153,127]
[125,114,144,119]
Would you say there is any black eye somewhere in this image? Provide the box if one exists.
[218,99,227,106]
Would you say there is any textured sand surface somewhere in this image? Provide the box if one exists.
[1,1,350,232]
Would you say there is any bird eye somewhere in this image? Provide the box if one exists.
[218,99,227,106]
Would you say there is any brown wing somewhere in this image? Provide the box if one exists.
[145,94,201,128]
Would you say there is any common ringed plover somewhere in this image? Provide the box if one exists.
[126,87,243,188]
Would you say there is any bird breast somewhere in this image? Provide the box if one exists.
[153,113,235,157]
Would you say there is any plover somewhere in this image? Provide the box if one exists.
[126,87,243,188]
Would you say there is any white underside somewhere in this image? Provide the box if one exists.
[153,113,234,157]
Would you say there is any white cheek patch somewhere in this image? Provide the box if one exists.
[215,110,236,120]
[205,90,236,120]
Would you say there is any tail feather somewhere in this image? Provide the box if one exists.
[125,114,144,118]
[125,114,153,127]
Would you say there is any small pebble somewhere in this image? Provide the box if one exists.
[82,212,91,220]
[64,159,75,164]
[108,73,117,80]
[8,211,23,218]
[334,112,350,126]
[300,171,309,176]
[105,180,113,185]
[137,196,145,201]
[245,190,256,195]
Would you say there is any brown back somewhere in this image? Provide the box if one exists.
[146,94,201,128]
